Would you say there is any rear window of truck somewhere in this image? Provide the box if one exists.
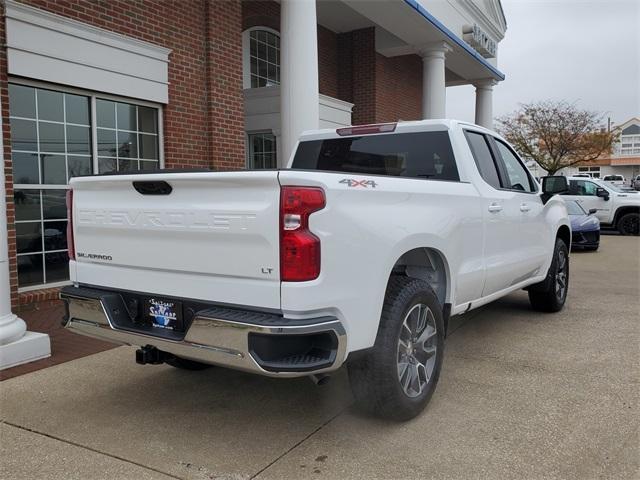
[291,131,459,181]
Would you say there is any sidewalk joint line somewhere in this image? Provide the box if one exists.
[249,407,348,479]
[3,421,184,480]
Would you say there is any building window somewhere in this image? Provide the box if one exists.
[248,133,277,169]
[578,166,601,178]
[8,82,162,290]
[620,134,640,156]
[96,100,160,173]
[243,28,280,88]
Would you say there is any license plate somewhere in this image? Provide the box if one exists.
[145,297,183,331]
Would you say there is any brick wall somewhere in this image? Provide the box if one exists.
[346,27,377,125]
[336,27,423,125]
[240,0,339,99]
[1,0,246,308]
[318,25,339,99]
[206,0,245,171]
[242,0,279,31]
[375,53,423,123]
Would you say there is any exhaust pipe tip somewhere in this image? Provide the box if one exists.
[309,374,331,386]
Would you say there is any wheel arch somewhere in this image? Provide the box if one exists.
[613,206,640,227]
[386,246,452,334]
[556,224,571,250]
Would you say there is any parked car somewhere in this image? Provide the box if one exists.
[602,174,625,187]
[566,200,600,251]
[633,175,640,191]
[573,173,592,178]
[60,120,571,421]
[562,176,640,235]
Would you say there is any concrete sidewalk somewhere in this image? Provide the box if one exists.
[1,236,638,479]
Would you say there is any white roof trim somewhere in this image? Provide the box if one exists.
[5,0,171,103]
[5,0,171,61]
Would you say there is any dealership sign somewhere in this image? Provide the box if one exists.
[463,24,497,58]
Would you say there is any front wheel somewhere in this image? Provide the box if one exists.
[528,238,569,312]
[617,212,639,236]
[348,277,445,421]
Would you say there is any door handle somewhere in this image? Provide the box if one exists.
[520,203,531,212]
[488,203,502,213]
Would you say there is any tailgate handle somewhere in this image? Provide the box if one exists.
[133,181,172,195]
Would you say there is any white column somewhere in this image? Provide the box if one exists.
[420,42,450,119]
[0,101,50,370]
[273,128,283,168]
[474,80,496,129]
[280,0,319,166]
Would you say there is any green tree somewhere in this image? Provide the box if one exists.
[496,101,615,176]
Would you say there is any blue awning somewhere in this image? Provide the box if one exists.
[404,0,506,81]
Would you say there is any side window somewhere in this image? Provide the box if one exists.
[464,131,502,189]
[567,180,597,196]
[494,140,534,193]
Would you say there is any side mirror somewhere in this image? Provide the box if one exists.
[588,208,597,215]
[541,176,568,195]
[540,176,568,204]
[596,187,610,201]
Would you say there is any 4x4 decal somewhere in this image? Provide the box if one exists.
[340,179,378,188]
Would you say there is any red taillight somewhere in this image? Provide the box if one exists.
[336,123,396,136]
[280,187,325,282]
[66,189,75,260]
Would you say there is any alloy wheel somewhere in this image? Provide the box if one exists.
[397,303,437,398]
[555,249,568,300]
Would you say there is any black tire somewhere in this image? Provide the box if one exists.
[528,238,569,312]
[617,212,639,236]
[165,356,211,370]
[347,276,445,421]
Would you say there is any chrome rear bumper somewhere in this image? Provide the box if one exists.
[60,286,346,377]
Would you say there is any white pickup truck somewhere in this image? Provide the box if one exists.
[61,120,571,420]
[562,176,640,235]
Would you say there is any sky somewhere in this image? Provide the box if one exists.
[446,0,640,128]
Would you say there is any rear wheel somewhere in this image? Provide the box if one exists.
[617,212,639,236]
[348,277,445,421]
[528,238,569,312]
[165,356,211,370]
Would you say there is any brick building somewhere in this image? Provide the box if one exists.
[1,0,507,313]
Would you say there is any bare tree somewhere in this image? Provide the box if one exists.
[496,101,615,176]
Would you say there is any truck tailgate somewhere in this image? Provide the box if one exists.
[70,171,281,309]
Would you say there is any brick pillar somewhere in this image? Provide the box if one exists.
[349,27,376,125]
[206,0,246,170]
[337,31,353,104]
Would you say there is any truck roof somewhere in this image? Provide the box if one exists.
[298,119,494,141]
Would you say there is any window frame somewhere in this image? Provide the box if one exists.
[463,129,504,190]
[565,179,599,196]
[246,131,278,169]
[10,78,165,184]
[9,78,164,292]
[487,136,539,194]
[242,26,281,89]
